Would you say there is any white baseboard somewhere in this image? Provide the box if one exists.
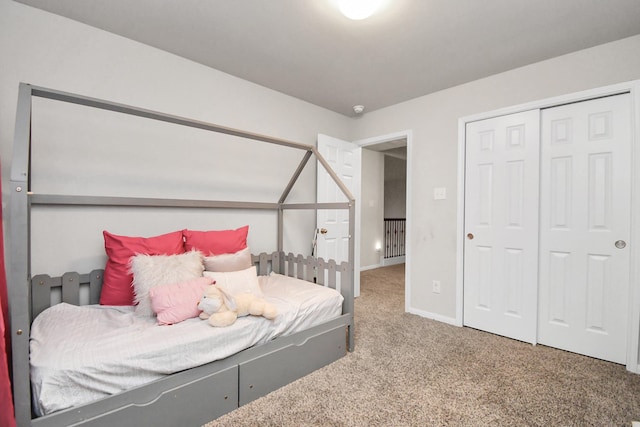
[406,306,461,327]
[360,264,382,272]
[381,255,405,266]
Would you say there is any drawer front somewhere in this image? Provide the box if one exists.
[35,365,239,427]
[239,325,346,405]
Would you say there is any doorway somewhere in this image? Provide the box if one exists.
[357,131,412,311]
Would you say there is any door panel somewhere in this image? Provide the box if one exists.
[316,134,361,292]
[463,110,540,344]
[538,94,631,364]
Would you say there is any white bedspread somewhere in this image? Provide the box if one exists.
[30,273,344,416]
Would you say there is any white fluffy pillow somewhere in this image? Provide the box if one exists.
[130,251,204,317]
[203,265,263,297]
[204,247,252,272]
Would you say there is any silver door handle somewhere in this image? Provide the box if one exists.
[615,240,626,249]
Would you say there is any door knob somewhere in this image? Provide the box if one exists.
[320,228,328,235]
[467,233,474,240]
[615,240,626,249]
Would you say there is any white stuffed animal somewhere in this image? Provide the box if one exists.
[198,285,277,327]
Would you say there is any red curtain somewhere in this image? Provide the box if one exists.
[0,166,17,427]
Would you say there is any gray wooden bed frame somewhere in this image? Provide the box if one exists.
[7,84,356,427]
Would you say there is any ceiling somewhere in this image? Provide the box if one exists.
[14,0,640,116]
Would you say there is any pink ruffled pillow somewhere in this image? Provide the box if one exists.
[149,276,214,325]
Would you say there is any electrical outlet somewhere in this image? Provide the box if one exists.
[432,280,441,294]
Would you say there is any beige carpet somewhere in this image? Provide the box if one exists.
[204,264,640,426]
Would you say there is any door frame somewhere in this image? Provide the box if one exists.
[455,80,640,373]
[355,130,413,312]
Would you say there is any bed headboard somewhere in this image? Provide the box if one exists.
[31,270,104,320]
[30,251,350,323]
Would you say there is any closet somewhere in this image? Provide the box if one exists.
[463,92,632,364]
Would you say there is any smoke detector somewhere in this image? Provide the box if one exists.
[353,105,365,115]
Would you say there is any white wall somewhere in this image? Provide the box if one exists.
[352,34,640,321]
[0,0,352,275]
[360,149,384,269]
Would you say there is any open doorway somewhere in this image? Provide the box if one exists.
[356,131,411,310]
[360,142,407,268]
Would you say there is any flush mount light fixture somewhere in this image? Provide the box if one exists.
[338,0,384,20]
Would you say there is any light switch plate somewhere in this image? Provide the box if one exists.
[433,187,447,200]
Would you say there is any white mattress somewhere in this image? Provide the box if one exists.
[30,273,344,416]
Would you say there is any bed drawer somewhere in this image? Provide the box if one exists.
[239,325,346,405]
[33,364,239,427]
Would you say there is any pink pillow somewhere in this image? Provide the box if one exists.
[100,230,185,306]
[130,251,204,317]
[183,226,249,256]
[149,276,214,325]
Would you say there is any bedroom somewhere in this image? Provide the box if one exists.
[1,0,640,426]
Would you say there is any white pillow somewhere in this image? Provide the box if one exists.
[130,251,204,317]
[204,265,263,297]
[204,247,252,272]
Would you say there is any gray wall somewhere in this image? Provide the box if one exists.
[0,0,351,275]
[352,34,640,321]
[384,155,406,219]
[3,0,640,323]
[359,149,384,269]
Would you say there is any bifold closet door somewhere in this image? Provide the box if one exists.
[463,110,540,344]
[538,94,631,364]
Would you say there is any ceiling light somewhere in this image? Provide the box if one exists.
[338,0,384,20]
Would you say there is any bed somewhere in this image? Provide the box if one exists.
[7,84,356,427]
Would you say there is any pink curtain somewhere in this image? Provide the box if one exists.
[0,166,17,427]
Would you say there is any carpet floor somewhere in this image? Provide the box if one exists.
[203,263,640,426]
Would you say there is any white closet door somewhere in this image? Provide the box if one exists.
[538,94,631,364]
[463,110,540,344]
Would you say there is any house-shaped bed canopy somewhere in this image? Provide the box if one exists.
[7,83,355,426]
